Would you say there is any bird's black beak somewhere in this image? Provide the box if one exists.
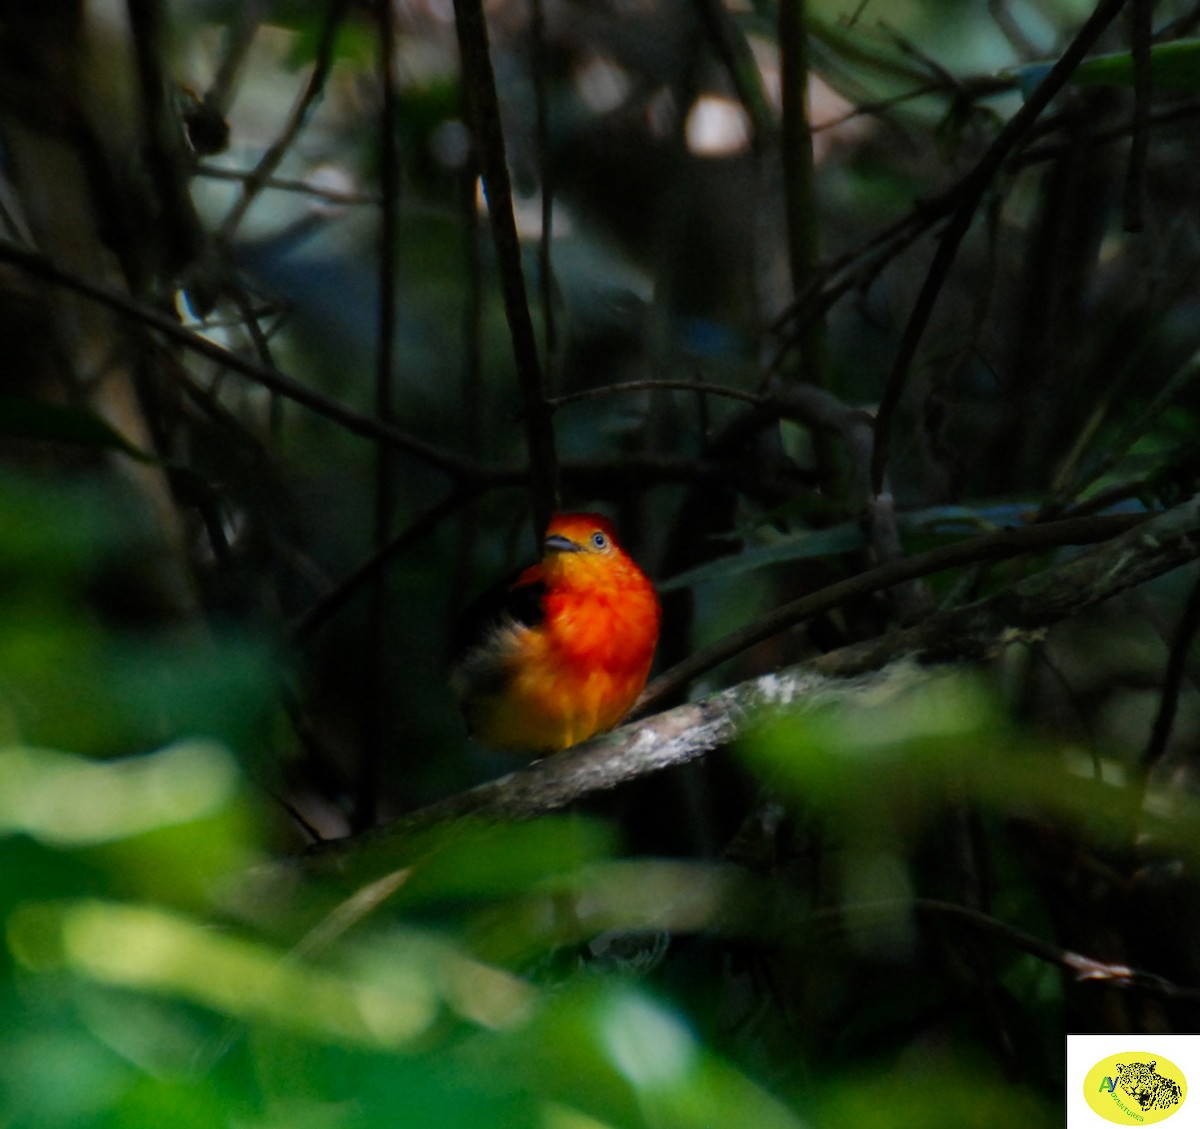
[544,534,581,554]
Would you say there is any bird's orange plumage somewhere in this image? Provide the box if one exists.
[450,513,660,753]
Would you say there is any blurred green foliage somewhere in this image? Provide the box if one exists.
[0,462,1075,1125]
[0,730,810,1126]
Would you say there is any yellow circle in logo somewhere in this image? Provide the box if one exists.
[1084,1052,1187,1124]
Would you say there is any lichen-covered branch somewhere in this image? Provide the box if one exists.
[313,494,1200,864]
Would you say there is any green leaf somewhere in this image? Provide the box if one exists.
[658,523,867,593]
[1017,38,1200,97]
[659,503,1038,593]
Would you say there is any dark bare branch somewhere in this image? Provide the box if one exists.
[642,510,1148,709]
[453,0,558,537]
[870,0,1134,495]
[217,0,349,243]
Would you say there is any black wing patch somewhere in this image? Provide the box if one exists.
[449,570,547,664]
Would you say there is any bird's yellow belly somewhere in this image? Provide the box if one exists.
[471,659,643,753]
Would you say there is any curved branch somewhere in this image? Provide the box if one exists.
[197,165,379,206]
[291,487,477,643]
[641,509,1147,710]
[768,380,934,622]
[0,239,486,481]
[316,494,1200,855]
[548,380,764,409]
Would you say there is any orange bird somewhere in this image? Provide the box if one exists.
[451,512,661,753]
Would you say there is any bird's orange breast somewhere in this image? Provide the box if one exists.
[451,512,661,754]
[461,582,658,753]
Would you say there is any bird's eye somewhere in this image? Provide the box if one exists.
[591,531,609,550]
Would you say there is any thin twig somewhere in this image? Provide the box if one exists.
[639,511,1148,711]
[292,488,477,644]
[809,500,1199,681]
[455,118,487,627]
[1156,0,1200,38]
[772,37,1192,364]
[217,0,349,243]
[690,0,776,144]
[560,451,811,495]
[197,164,378,206]
[127,0,207,277]
[809,76,1011,134]
[808,14,949,88]
[260,780,326,844]
[453,0,559,538]
[279,683,355,813]
[767,193,947,354]
[0,239,487,481]
[869,0,1133,496]
[903,900,1200,1002]
[357,0,404,830]
[779,0,828,391]
[874,19,965,93]
[1045,358,1200,518]
[224,282,284,434]
[989,0,1041,59]
[1016,99,1200,166]
[1123,0,1152,232]
[530,0,557,375]
[203,1,263,118]
[548,379,764,409]
[0,240,826,505]
[769,380,933,620]
[161,351,270,455]
[1141,570,1200,769]
[1061,478,1155,519]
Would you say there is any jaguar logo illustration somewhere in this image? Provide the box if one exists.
[1085,1052,1187,1124]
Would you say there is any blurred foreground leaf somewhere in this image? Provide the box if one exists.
[742,669,1152,851]
[816,1057,1058,1129]
[8,900,443,1049]
[0,738,259,916]
[494,983,811,1129]
[0,741,238,847]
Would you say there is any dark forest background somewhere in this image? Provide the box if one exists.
[2,0,1200,1125]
